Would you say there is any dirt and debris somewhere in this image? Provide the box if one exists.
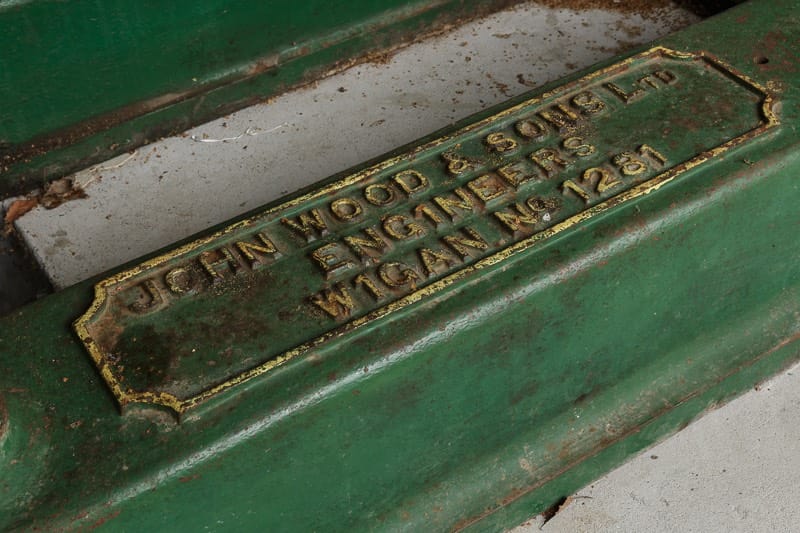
[39,177,87,208]
[516,73,536,87]
[486,73,511,96]
[538,495,592,528]
[3,177,87,234]
[539,496,572,527]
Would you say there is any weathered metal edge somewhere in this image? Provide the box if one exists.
[0,0,523,199]
[73,46,780,415]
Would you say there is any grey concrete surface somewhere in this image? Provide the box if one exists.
[13,2,699,288]
[512,360,800,533]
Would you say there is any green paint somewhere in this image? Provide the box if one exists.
[1,1,799,530]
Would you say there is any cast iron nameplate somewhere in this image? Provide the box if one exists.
[75,47,777,414]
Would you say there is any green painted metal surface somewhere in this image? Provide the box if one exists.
[2,1,800,530]
[0,0,518,198]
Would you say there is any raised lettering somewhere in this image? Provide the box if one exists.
[485,132,519,153]
[235,232,278,267]
[378,262,420,288]
[414,203,445,226]
[125,280,163,314]
[604,81,645,103]
[515,118,549,140]
[311,283,356,319]
[442,227,489,258]
[353,273,384,300]
[493,201,542,233]
[364,183,396,206]
[531,148,570,175]
[432,188,476,219]
[442,151,475,176]
[199,248,239,280]
[343,228,388,261]
[467,174,507,203]
[538,103,579,130]
[562,137,596,158]
[571,91,606,114]
[496,163,534,188]
[281,209,328,240]
[418,247,459,277]
[165,267,196,294]
[330,197,363,221]
[382,214,426,240]
[393,170,429,195]
[311,243,354,276]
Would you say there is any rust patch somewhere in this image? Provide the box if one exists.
[3,197,38,230]
[245,54,281,77]
[86,510,121,531]
[539,495,573,525]
[3,177,88,234]
[754,30,799,74]
[38,177,88,209]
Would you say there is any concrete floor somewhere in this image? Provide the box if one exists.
[8,1,799,531]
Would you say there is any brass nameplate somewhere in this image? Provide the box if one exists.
[75,47,778,414]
